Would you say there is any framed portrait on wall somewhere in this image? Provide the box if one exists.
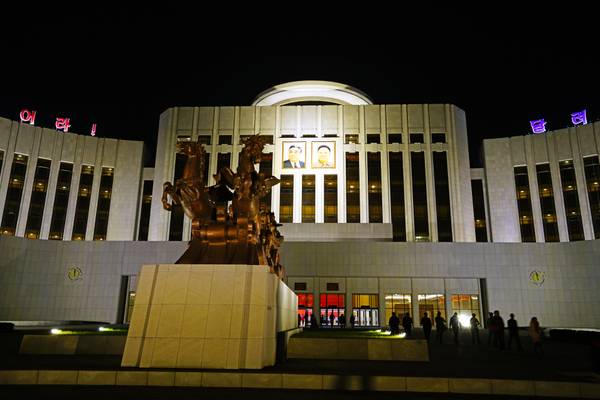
[282,142,306,169]
[311,141,336,168]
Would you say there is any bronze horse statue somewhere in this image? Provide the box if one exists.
[161,139,213,225]
[161,135,283,276]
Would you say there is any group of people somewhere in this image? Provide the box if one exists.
[388,310,544,353]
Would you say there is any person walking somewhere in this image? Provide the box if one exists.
[529,317,543,355]
[338,313,346,328]
[350,314,356,328]
[507,313,523,351]
[421,312,432,341]
[402,312,413,337]
[486,312,494,346]
[434,311,446,344]
[329,312,335,327]
[470,313,481,344]
[449,312,460,344]
[492,310,505,350]
[389,312,400,335]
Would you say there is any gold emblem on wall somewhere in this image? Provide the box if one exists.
[529,270,545,286]
[67,267,83,281]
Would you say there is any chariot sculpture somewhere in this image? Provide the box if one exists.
[162,135,285,278]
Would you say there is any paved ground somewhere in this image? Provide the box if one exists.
[1,328,598,384]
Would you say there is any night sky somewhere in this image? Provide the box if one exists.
[0,7,597,167]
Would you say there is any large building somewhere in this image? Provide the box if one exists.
[0,81,599,328]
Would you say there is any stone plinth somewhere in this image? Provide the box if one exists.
[121,264,297,369]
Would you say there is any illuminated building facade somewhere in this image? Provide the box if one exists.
[0,81,599,329]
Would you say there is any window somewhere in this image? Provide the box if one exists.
[366,134,380,144]
[433,152,452,241]
[279,175,293,223]
[536,163,559,242]
[368,152,382,222]
[559,160,584,241]
[297,293,314,327]
[261,135,274,144]
[412,152,429,240]
[583,156,600,239]
[197,135,211,145]
[471,180,488,242]
[137,181,153,241]
[451,294,480,328]
[93,167,114,240]
[410,133,424,144]
[385,293,411,324]
[320,293,345,327]
[168,154,186,241]
[218,135,232,145]
[1,154,28,236]
[49,162,73,240]
[326,282,339,291]
[346,152,360,222]
[259,153,273,211]
[302,175,315,222]
[216,153,231,172]
[418,294,445,323]
[177,135,191,142]
[0,150,4,182]
[294,282,307,291]
[24,158,52,239]
[324,175,338,223]
[388,134,402,144]
[352,294,379,327]
[72,165,94,240]
[302,134,316,138]
[389,152,406,241]
[345,134,359,144]
[514,166,535,242]
[125,291,135,324]
[431,133,446,143]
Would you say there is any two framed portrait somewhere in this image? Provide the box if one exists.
[282,141,336,169]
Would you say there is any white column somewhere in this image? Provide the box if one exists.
[524,136,545,242]
[423,106,438,242]
[402,105,414,241]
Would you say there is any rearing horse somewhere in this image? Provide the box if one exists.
[162,139,213,224]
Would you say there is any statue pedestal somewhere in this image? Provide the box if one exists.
[121,264,297,369]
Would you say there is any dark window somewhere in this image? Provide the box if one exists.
[345,134,359,144]
[368,152,382,222]
[583,156,600,239]
[514,166,535,242]
[431,133,446,143]
[536,163,559,242]
[294,282,307,291]
[49,162,73,240]
[411,152,429,240]
[471,180,488,242]
[0,151,4,181]
[93,167,114,240]
[410,133,424,144]
[168,154,186,241]
[326,282,339,291]
[279,175,294,223]
[366,134,380,144]
[259,153,273,211]
[389,152,405,241]
[433,152,452,242]
[1,154,28,236]
[137,181,153,241]
[280,134,295,138]
[218,135,232,145]
[388,134,402,144]
[24,158,52,239]
[302,134,316,138]
[197,135,211,145]
[323,134,338,138]
[216,153,231,173]
[302,175,315,222]
[559,160,584,241]
[346,152,360,222]
[72,165,94,240]
[262,135,274,144]
[177,135,191,142]
[324,175,338,223]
